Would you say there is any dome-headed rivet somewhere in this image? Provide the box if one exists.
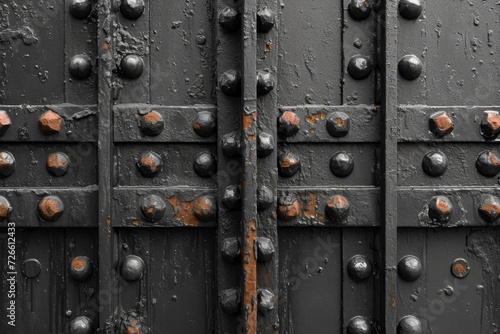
[21,258,42,278]
[257,7,275,32]
[69,54,92,80]
[220,288,240,315]
[330,151,354,177]
[428,111,454,138]
[220,237,241,263]
[193,152,216,178]
[398,0,422,20]
[121,255,145,281]
[69,256,93,282]
[347,255,372,282]
[451,258,470,278]
[277,195,300,221]
[257,70,275,95]
[278,111,301,137]
[221,131,241,158]
[222,185,241,211]
[39,110,63,135]
[120,54,144,79]
[278,151,301,177]
[69,0,92,19]
[348,0,371,20]
[46,152,70,177]
[140,111,164,136]
[257,132,275,158]
[398,315,423,334]
[428,196,453,224]
[0,196,12,221]
[326,112,350,138]
[257,185,274,211]
[193,111,216,138]
[219,6,241,32]
[257,289,275,314]
[257,237,275,262]
[140,194,166,222]
[480,110,500,140]
[348,55,372,80]
[347,316,372,334]
[0,151,16,178]
[421,151,448,177]
[325,195,350,222]
[193,196,217,221]
[476,151,500,177]
[69,316,94,334]
[38,195,64,222]
[120,0,145,19]
[398,255,422,282]
[219,69,241,97]
[136,151,162,178]
[398,55,422,80]
[478,195,500,223]
[0,110,11,136]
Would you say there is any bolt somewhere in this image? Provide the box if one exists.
[278,111,301,137]
[0,151,16,178]
[193,196,217,221]
[0,110,11,136]
[38,195,64,222]
[428,196,453,224]
[421,151,448,177]
[221,131,241,158]
[121,255,145,281]
[257,132,275,158]
[278,151,301,177]
[219,69,241,97]
[193,111,216,138]
[39,110,63,135]
[451,258,470,278]
[222,185,241,210]
[347,316,371,334]
[120,0,145,19]
[397,315,423,334]
[69,256,93,282]
[69,0,92,19]
[398,54,422,80]
[330,151,354,177]
[476,151,500,177]
[46,152,70,177]
[348,0,371,20]
[69,54,92,80]
[428,111,454,138]
[257,70,275,95]
[140,194,166,222]
[478,195,500,223]
[257,7,275,32]
[277,195,300,221]
[347,255,372,282]
[136,151,163,178]
[193,152,216,178]
[399,0,423,20]
[397,255,422,282]
[325,195,350,222]
[257,289,275,314]
[257,185,274,211]
[326,112,350,138]
[347,55,372,80]
[0,196,12,221]
[121,54,144,79]
[140,110,164,136]
[69,316,94,334]
[480,110,500,140]
[21,259,42,278]
[257,237,275,262]
[220,237,240,263]
[218,6,240,32]
[220,288,240,315]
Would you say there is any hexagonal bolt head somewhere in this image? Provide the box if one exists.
[478,195,500,223]
[257,237,275,262]
[428,196,453,224]
[140,194,167,222]
[480,110,500,140]
[220,288,240,315]
[326,112,350,138]
[258,289,275,314]
[278,111,301,137]
[219,69,241,96]
[69,256,93,282]
[257,70,275,95]
[136,151,163,178]
[257,7,275,32]
[277,195,300,221]
[325,195,350,222]
[347,255,373,282]
[220,237,241,263]
[278,151,301,177]
[193,152,216,178]
[221,131,242,158]
[0,196,12,221]
[38,195,64,222]
[219,6,241,32]
[120,0,145,19]
[257,132,275,158]
[399,0,423,20]
[222,185,241,210]
[476,150,500,177]
[140,110,164,136]
[398,54,423,81]
[397,255,422,282]
[257,185,274,211]
[347,316,372,334]
[0,110,11,136]
[397,315,423,334]
[348,0,371,20]
[193,196,217,222]
[121,255,145,281]
[0,150,16,179]
[193,110,216,138]
[69,316,94,334]
[428,111,454,138]
[39,110,63,135]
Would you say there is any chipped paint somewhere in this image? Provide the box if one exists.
[167,196,200,226]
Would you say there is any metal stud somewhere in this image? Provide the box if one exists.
[257,289,275,314]
[325,195,350,222]
[0,196,12,221]
[257,70,275,95]
[193,111,216,138]
[140,194,166,222]
[219,6,240,32]
[0,110,11,136]
[398,255,422,282]
[69,316,94,334]
[421,151,448,177]
[278,151,301,177]
[277,195,300,221]
[193,152,216,178]
[193,196,217,222]
[257,132,275,158]
[121,255,145,281]
[46,152,70,177]
[257,7,275,33]
[220,237,241,263]
[140,111,164,136]
[257,237,275,262]
[69,54,92,79]
[219,70,241,97]
[120,0,145,19]
[221,131,241,158]
[398,55,422,81]
[0,151,16,178]
[348,0,371,20]
[136,151,162,178]
[326,112,350,138]
[478,195,500,223]
[480,110,500,140]
[476,151,500,177]
[278,111,301,137]
[257,185,274,211]
[69,0,92,19]
[398,0,422,20]
[222,185,241,210]
[428,196,453,224]
[451,258,470,278]
[348,55,372,80]
[69,256,93,282]
[38,195,64,222]
[428,111,454,138]
[21,259,42,278]
[330,151,354,177]
[220,288,240,315]
[397,315,423,334]
[347,255,373,282]
[347,316,372,334]
[39,110,63,135]
[120,55,144,79]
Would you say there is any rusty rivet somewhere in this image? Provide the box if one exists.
[193,152,216,178]
[348,0,371,20]
[219,6,240,32]
[219,69,241,97]
[421,151,448,177]
[476,151,500,177]
[428,111,454,138]
[0,110,11,136]
[69,54,92,80]
[46,152,70,177]
[69,256,93,282]
[480,110,500,140]
[451,258,470,278]
[277,195,300,221]
[257,237,275,262]
[21,258,42,278]
[428,196,453,224]
[121,255,145,281]
[220,237,241,263]
[278,111,301,137]
[121,54,144,79]
[325,195,350,222]
[478,195,500,223]
[330,151,354,177]
[326,112,350,138]
[257,132,275,158]
[278,151,301,177]
[39,110,63,135]
[398,255,422,282]
[222,185,241,210]
[69,316,94,334]
[257,7,275,33]
[69,0,92,19]
[221,131,241,158]
[120,0,145,19]
[258,289,275,314]
[140,110,164,136]
[38,195,64,222]
[257,70,275,95]
[136,151,163,178]
[398,0,422,20]
[348,55,372,80]
[0,151,16,178]
[398,55,422,81]
[257,185,274,211]
[347,255,373,282]
[347,316,372,334]
[140,194,166,222]
[220,288,240,314]
[193,196,217,221]
[193,111,216,138]
[398,315,423,334]
[0,196,12,221]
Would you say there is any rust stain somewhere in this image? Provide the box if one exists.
[335,117,344,127]
[103,41,109,50]
[243,113,256,131]
[143,111,160,124]
[309,129,316,134]
[132,219,139,226]
[487,112,500,130]
[278,201,300,221]
[279,154,298,168]
[391,296,396,308]
[483,203,500,215]
[454,263,468,275]
[105,216,111,238]
[490,153,500,166]
[71,258,86,270]
[282,111,300,126]
[266,40,273,51]
[247,134,256,141]
[193,122,201,130]
[0,203,9,218]
[47,154,68,169]
[330,195,348,208]
[305,112,326,125]
[39,110,63,133]
[40,198,61,218]
[434,113,453,131]
[167,196,200,226]
[303,193,318,218]
[243,219,257,334]
[141,156,157,171]
[436,199,449,213]
[127,327,140,334]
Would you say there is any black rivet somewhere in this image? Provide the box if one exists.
[476,151,500,177]
[140,111,164,136]
[257,237,275,262]
[257,7,275,33]
[397,315,423,334]
[193,152,216,178]
[221,131,241,158]
[257,289,275,314]
[348,0,371,20]
[398,255,422,282]
[428,196,453,224]
[69,256,93,282]
[325,195,350,222]
[398,55,422,80]
[219,6,240,32]
[347,255,372,282]
[46,152,70,177]
[0,110,11,136]
[257,185,274,211]
[21,259,42,278]
[0,196,12,221]
[347,316,372,334]
[398,0,422,20]
[421,151,448,177]
[38,195,64,222]
[451,258,470,278]
[220,237,241,263]
[220,288,240,315]
[193,196,217,221]
[120,55,144,79]
[136,151,162,178]
[120,0,145,19]
[326,112,351,138]
[121,255,145,281]
[69,0,92,19]
[428,111,454,138]
[348,55,372,80]
[193,111,216,138]
[69,54,92,80]
[277,194,300,221]
[222,185,241,210]
[69,316,94,334]
[219,70,241,97]
[478,195,500,223]
[278,151,301,177]
[0,151,16,178]
[480,110,500,140]
[257,70,275,95]
[140,194,166,222]
[278,111,301,137]
[330,151,354,177]
[257,132,275,158]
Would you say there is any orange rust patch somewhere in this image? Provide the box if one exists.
[167,196,200,226]
[247,134,257,141]
[436,199,449,213]
[391,296,396,308]
[335,117,344,127]
[143,111,161,124]
[303,193,318,218]
[47,154,68,169]
[330,195,348,209]
[454,263,468,275]
[40,198,61,217]
[491,153,500,166]
[243,219,257,333]
[193,122,201,130]
[140,156,157,171]
[487,112,500,130]
[482,203,500,215]
[305,112,326,125]
[132,219,139,226]
[127,327,140,334]
[278,201,300,220]
[434,113,453,131]
[243,113,256,131]
[282,111,300,126]
[279,155,298,168]
[0,203,9,218]
[0,112,11,126]
[0,155,10,168]
[266,41,273,51]
[71,258,86,270]
[103,41,109,50]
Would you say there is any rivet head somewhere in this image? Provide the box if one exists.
[193,152,216,178]
[257,7,275,32]
[347,316,372,334]
[428,196,453,224]
[140,111,164,136]
[480,110,500,140]
[451,258,470,278]
[478,195,500,223]
[220,237,241,263]
[257,132,275,158]
[38,195,64,222]
[398,255,422,282]
[0,110,11,136]
[347,255,372,282]
[397,315,423,334]
[193,196,217,221]
[193,111,216,138]
[277,195,300,221]
[46,152,70,177]
[257,70,275,95]
[219,6,241,32]
[222,185,241,210]
[221,131,241,158]
[257,185,274,211]
[428,111,454,138]
[121,255,145,281]
[0,196,12,221]
[219,69,241,97]
[69,256,93,282]
[69,0,92,19]
[120,0,145,19]
[0,151,16,178]
[257,237,275,262]
[258,289,275,314]
[21,258,42,278]
[325,195,350,222]
[140,194,166,222]
[220,288,240,315]
[39,110,63,135]
[69,316,93,334]
[278,111,301,137]
[398,0,422,20]
[120,55,144,79]
[348,55,372,80]
[330,151,354,177]
[69,54,92,79]
[348,0,371,20]
[326,112,351,138]
[476,151,500,177]
[278,151,301,177]
[421,151,448,177]
[398,55,422,80]
[136,151,162,178]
